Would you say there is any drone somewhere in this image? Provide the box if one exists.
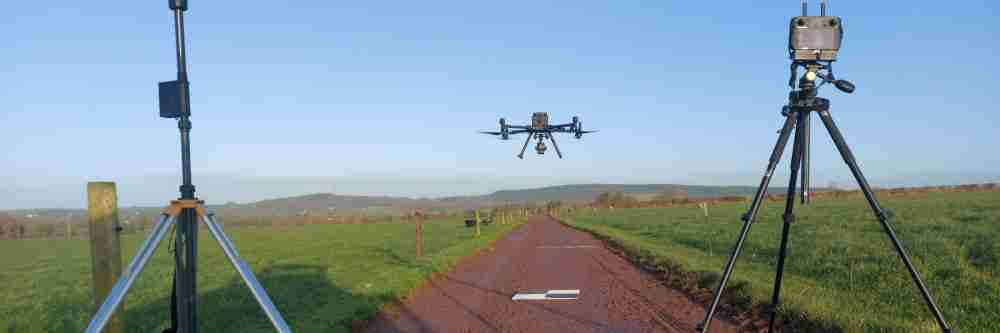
[479,112,596,159]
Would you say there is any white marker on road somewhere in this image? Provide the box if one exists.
[512,289,580,301]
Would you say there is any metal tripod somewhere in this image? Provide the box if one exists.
[83,201,292,333]
[697,65,953,333]
[84,1,291,332]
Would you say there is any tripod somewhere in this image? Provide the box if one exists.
[697,63,953,333]
[84,1,291,332]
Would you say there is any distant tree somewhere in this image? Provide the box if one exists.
[611,192,626,205]
[653,190,688,202]
[595,192,612,207]
[593,191,641,208]
[38,224,57,238]
[545,200,562,210]
[0,213,14,239]
[827,181,847,191]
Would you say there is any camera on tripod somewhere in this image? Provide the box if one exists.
[789,0,842,62]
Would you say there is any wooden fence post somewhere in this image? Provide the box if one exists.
[87,182,124,333]
[700,202,709,223]
[415,211,423,258]
[475,210,481,237]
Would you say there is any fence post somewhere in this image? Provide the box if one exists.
[700,202,709,223]
[87,182,124,333]
[475,210,481,237]
[415,211,423,258]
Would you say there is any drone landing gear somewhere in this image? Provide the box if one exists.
[517,133,563,159]
[548,133,563,158]
[517,133,532,159]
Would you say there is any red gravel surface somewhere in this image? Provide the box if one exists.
[364,216,739,333]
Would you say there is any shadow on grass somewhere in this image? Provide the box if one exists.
[122,264,381,333]
[372,246,426,271]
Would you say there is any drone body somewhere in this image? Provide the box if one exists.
[479,112,596,159]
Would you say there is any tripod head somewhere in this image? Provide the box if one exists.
[789,61,855,94]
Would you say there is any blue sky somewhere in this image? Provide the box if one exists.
[2,1,998,209]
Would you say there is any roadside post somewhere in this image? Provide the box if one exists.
[87,182,125,333]
[700,202,710,223]
[475,210,481,237]
[414,211,423,258]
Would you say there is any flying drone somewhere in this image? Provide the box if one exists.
[479,112,596,159]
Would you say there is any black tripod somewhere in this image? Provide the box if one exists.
[697,62,953,333]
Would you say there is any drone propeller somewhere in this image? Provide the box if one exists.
[574,121,598,139]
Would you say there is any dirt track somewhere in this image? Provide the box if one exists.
[364,216,738,333]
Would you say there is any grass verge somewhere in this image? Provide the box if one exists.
[0,216,527,332]
[563,191,1000,332]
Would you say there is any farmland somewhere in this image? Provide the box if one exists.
[563,190,1000,332]
[0,216,523,332]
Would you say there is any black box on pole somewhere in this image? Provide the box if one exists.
[158,80,189,118]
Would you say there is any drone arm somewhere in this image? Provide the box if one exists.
[548,133,563,159]
[516,133,532,159]
[548,124,576,132]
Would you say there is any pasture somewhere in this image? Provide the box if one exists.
[0,216,523,332]
[564,190,1000,332]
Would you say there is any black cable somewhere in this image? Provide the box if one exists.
[163,225,179,333]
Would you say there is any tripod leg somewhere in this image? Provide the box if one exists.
[176,208,199,333]
[800,113,811,205]
[816,110,953,333]
[699,111,798,333]
[768,111,807,332]
[201,214,293,333]
[86,215,177,333]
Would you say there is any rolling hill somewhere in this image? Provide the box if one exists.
[208,184,769,217]
[2,183,800,219]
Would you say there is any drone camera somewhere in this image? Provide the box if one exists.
[789,1,842,62]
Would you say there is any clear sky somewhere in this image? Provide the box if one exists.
[3,1,998,209]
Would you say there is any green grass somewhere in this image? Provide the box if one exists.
[564,191,1000,333]
[0,216,525,332]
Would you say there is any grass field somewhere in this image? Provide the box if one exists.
[564,191,1000,332]
[0,216,524,332]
